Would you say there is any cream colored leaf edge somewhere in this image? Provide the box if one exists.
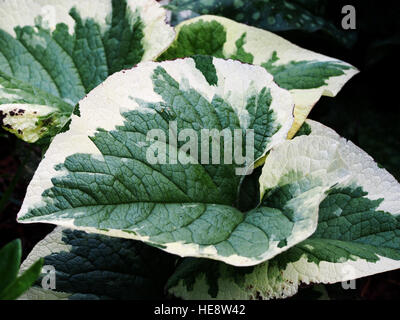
[18,227,73,300]
[0,0,175,142]
[169,120,400,300]
[17,58,295,266]
[174,15,359,138]
[169,254,400,300]
[0,0,175,62]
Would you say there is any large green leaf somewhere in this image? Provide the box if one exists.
[167,120,400,299]
[158,15,358,138]
[19,227,177,300]
[0,0,174,142]
[16,57,344,266]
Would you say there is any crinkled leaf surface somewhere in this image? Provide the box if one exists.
[19,227,177,300]
[0,0,174,142]
[167,120,400,300]
[166,0,356,48]
[16,57,336,266]
[158,15,358,138]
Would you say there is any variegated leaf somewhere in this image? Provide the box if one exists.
[158,15,358,138]
[167,120,400,299]
[16,58,329,266]
[0,0,174,142]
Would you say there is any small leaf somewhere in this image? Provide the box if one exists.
[0,258,43,300]
[0,239,21,293]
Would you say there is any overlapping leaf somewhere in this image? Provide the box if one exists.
[7,2,397,301]
[166,0,356,48]
[0,0,174,142]
[167,120,400,299]
[19,227,177,300]
[16,57,338,266]
[158,15,358,138]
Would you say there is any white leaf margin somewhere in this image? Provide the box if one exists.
[176,15,359,96]
[18,227,72,300]
[0,0,175,62]
[169,119,400,300]
[17,58,294,257]
[173,15,359,138]
[168,254,400,300]
[307,120,400,214]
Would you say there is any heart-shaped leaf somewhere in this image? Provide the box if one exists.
[16,57,346,266]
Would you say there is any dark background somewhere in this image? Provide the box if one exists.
[1,0,399,299]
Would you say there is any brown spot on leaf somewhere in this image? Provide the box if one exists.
[41,117,53,126]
